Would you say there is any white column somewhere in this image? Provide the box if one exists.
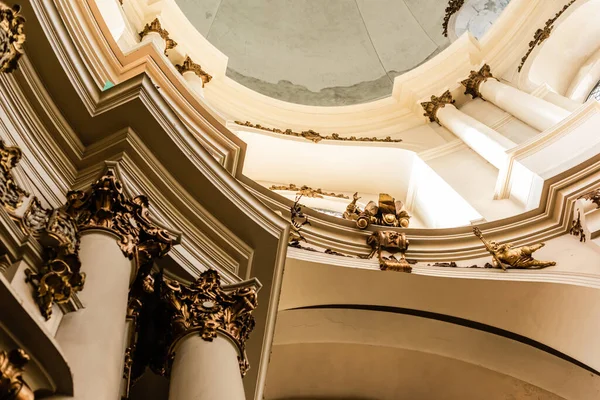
[437,104,516,170]
[52,231,134,400]
[480,79,570,132]
[168,333,245,400]
[141,31,166,54]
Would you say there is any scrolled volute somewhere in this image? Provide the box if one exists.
[157,269,258,376]
[63,171,172,266]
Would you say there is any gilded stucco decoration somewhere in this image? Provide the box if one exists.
[366,231,411,272]
[175,56,212,87]
[569,212,586,242]
[442,0,465,37]
[343,193,410,229]
[270,183,349,199]
[518,0,577,72]
[461,64,497,99]
[421,90,455,124]
[63,171,172,267]
[234,121,403,144]
[473,227,556,270]
[580,188,600,209]
[0,3,25,73]
[0,142,27,211]
[0,348,34,400]
[139,18,177,55]
[288,195,311,246]
[156,269,258,376]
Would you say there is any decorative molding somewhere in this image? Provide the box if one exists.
[0,2,25,73]
[461,64,497,99]
[175,56,212,87]
[156,269,258,376]
[442,0,464,37]
[0,348,34,399]
[139,18,177,55]
[269,183,349,199]
[420,90,454,125]
[234,121,403,144]
[518,0,577,72]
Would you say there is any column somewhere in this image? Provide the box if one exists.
[421,90,516,170]
[169,334,245,400]
[52,231,134,400]
[156,270,259,400]
[462,64,570,132]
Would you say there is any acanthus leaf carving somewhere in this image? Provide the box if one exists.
[0,2,25,73]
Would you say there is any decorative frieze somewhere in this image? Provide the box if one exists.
[175,56,212,87]
[0,348,34,400]
[0,3,25,73]
[270,183,349,199]
[421,90,455,124]
[442,0,464,37]
[234,121,403,144]
[139,18,177,56]
[473,227,556,270]
[343,193,410,229]
[518,0,577,72]
[461,64,496,99]
[156,269,258,376]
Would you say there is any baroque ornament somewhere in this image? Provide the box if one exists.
[343,193,410,229]
[175,56,212,87]
[0,3,25,73]
[461,64,497,99]
[518,0,577,72]
[157,269,258,376]
[473,227,556,270]
[63,171,172,267]
[421,90,455,124]
[234,121,403,144]
[288,195,311,246]
[0,141,27,212]
[0,348,34,400]
[139,18,177,55]
[442,0,464,37]
[366,231,411,272]
[569,211,586,243]
[580,188,600,209]
[270,183,349,199]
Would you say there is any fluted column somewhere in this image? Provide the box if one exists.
[421,91,516,169]
[462,64,570,132]
[155,270,258,400]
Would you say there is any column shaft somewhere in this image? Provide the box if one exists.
[169,334,245,400]
[480,79,570,132]
[52,232,134,400]
[437,104,516,169]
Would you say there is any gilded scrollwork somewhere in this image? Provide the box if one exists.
[288,195,311,246]
[569,212,586,243]
[442,0,464,37]
[461,64,496,99]
[421,90,455,124]
[0,141,28,212]
[0,3,25,73]
[518,0,577,72]
[176,56,212,87]
[473,227,556,270]
[270,183,349,199]
[343,193,410,230]
[0,348,34,400]
[156,269,258,376]
[234,121,403,144]
[139,18,177,55]
[366,231,411,272]
[580,188,600,209]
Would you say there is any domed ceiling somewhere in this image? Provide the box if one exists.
[175,0,511,106]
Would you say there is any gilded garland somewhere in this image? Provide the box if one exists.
[442,0,464,37]
[235,121,403,144]
[270,183,349,199]
[0,3,25,73]
[518,0,577,72]
[139,18,177,56]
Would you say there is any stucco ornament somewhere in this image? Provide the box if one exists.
[421,90,455,124]
[366,231,411,273]
[0,3,25,73]
[0,349,34,400]
[473,227,556,270]
[344,193,410,229]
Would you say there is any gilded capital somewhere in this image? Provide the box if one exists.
[0,348,34,400]
[0,141,28,212]
[63,171,172,266]
[176,56,212,87]
[421,90,454,125]
[157,269,258,376]
[0,3,25,73]
[139,18,177,55]
[461,64,496,99]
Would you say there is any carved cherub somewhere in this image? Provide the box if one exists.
[473,227,556,270]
